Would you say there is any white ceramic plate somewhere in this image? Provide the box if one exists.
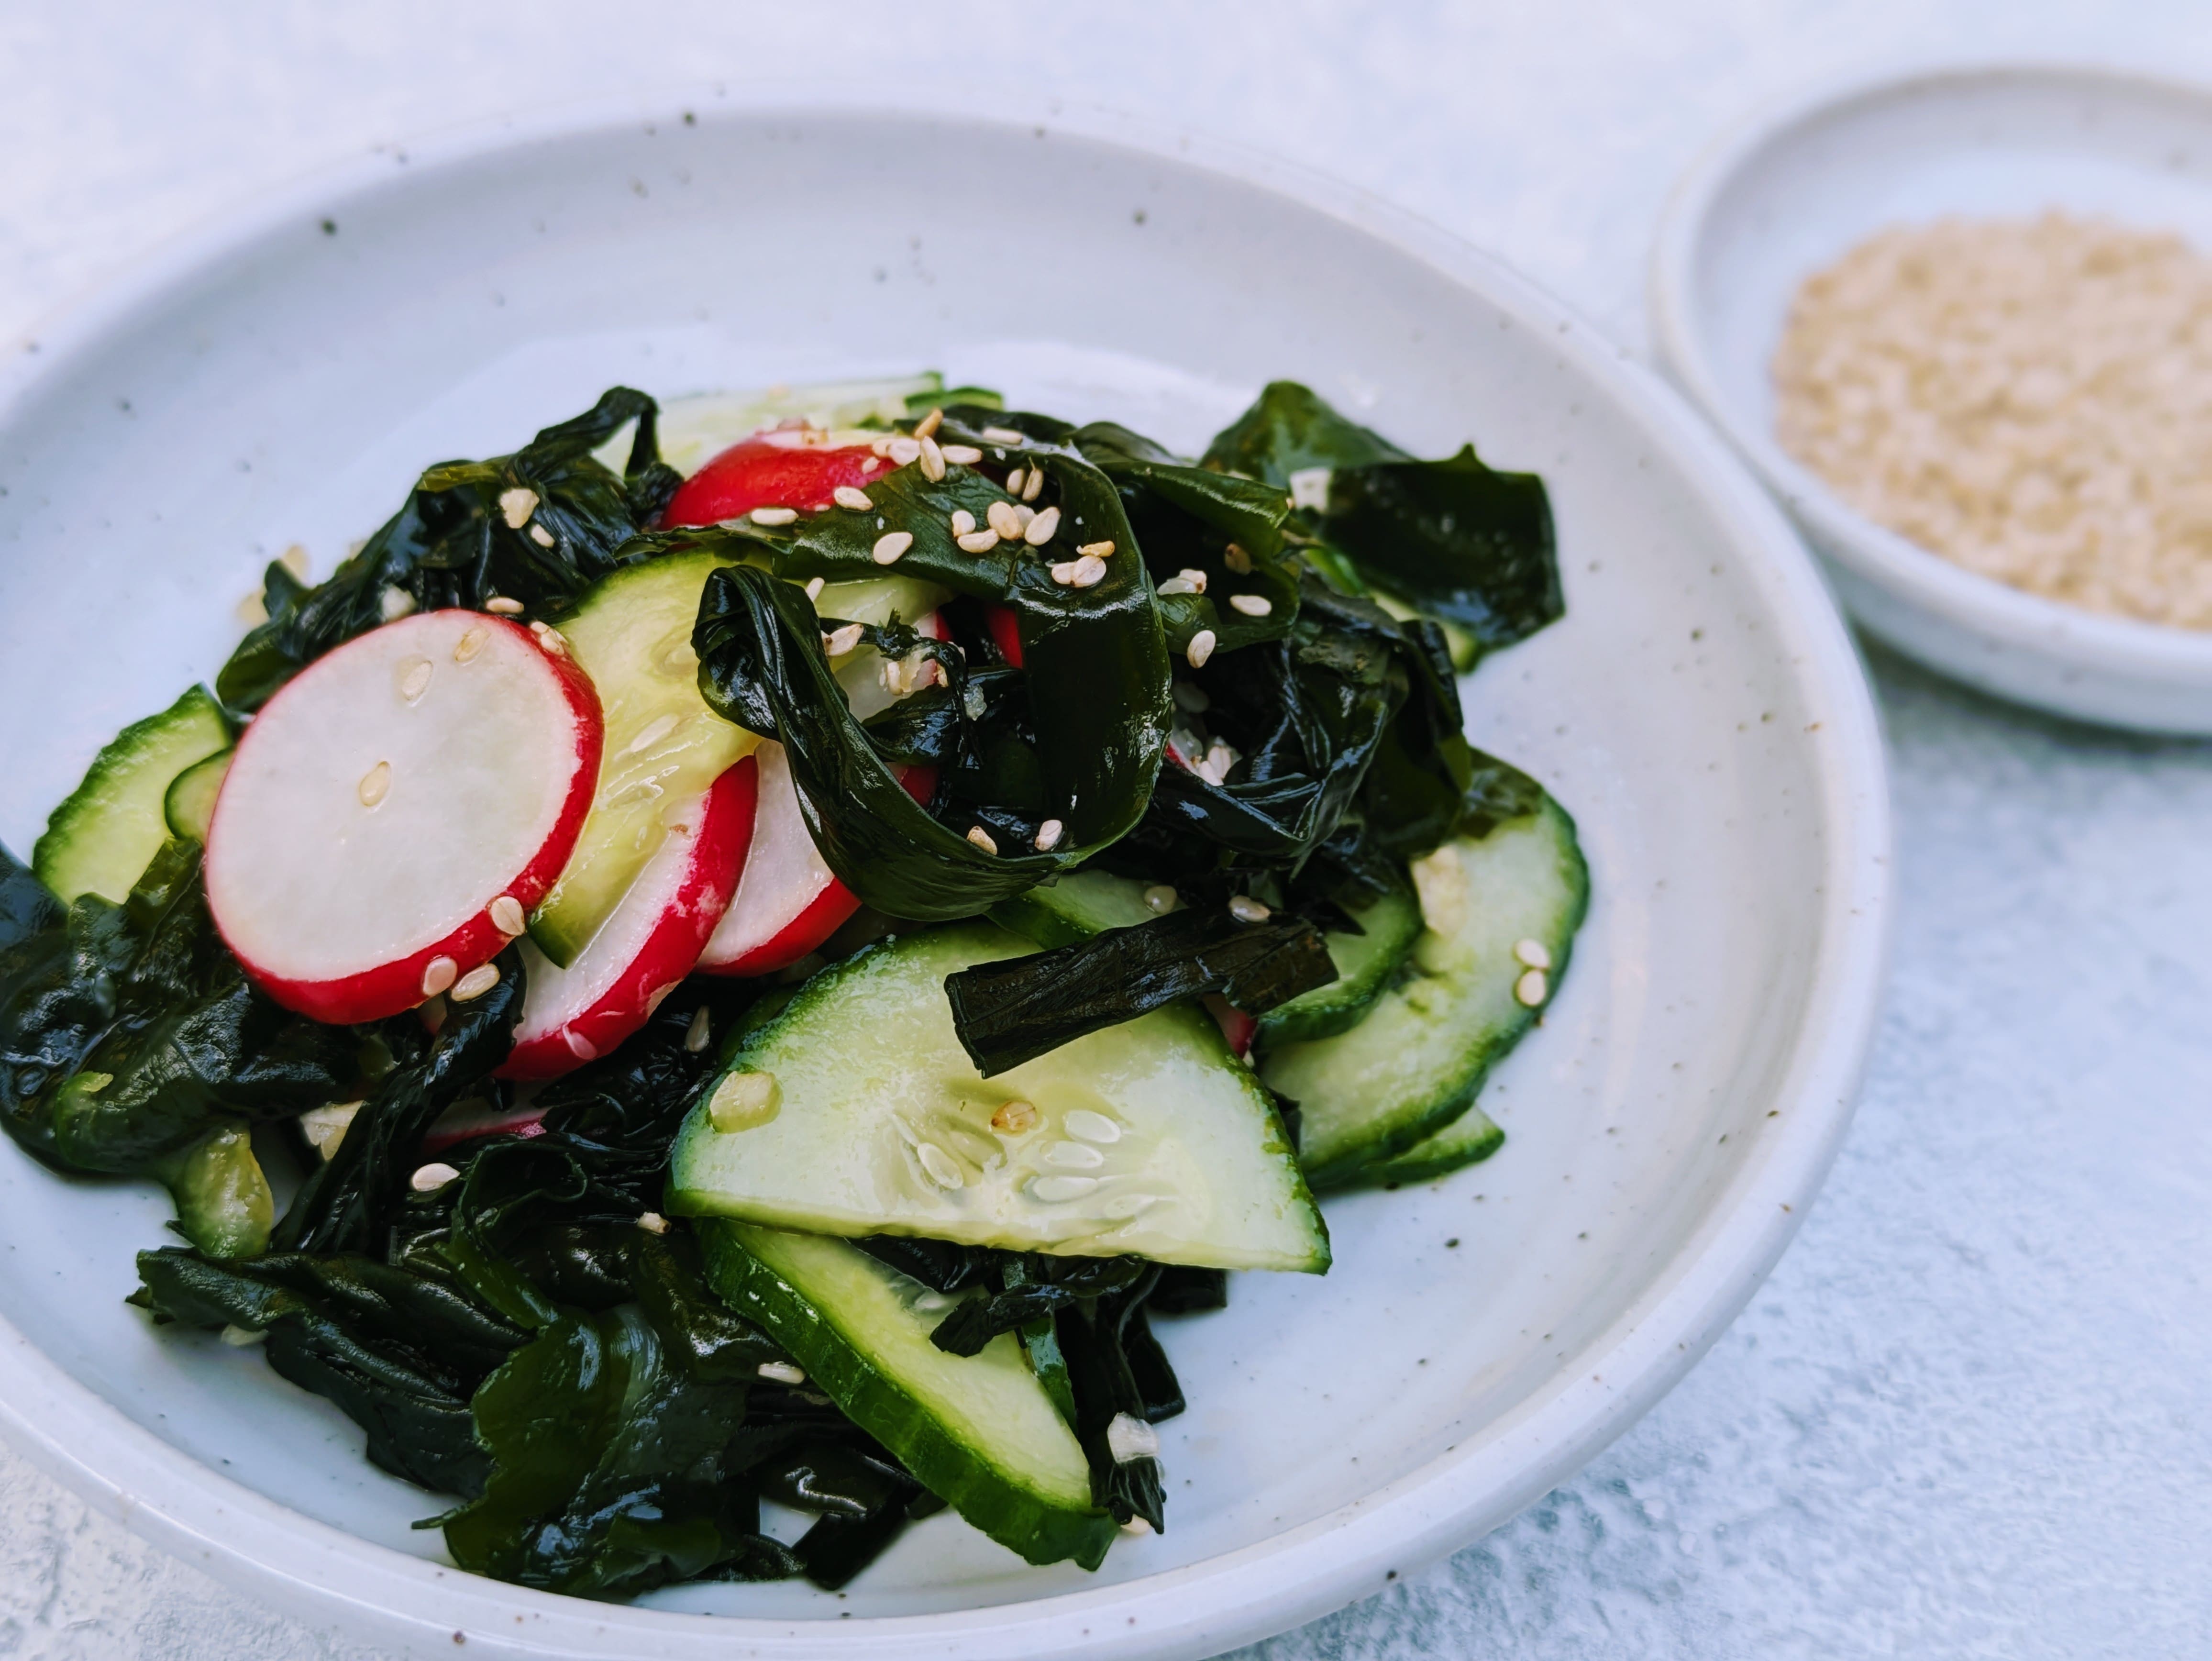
[1651,60,2212,733]
[0,99,1889,1660]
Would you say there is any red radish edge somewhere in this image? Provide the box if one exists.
[700,763,937,977]
[497,756,759,1081]
[661,432,888,527]
[209,612,601,1026]
[421,1101,549,1157]
[1203,993,1258,1058]
[984,602,1024,668]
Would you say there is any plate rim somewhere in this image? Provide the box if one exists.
[1647,56,2212,692]
[0,88,1893,1661]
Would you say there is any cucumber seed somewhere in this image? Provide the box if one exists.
[991,1099,1040,1134]
[627,712,681,753]
[1513,938,1553,971]
[917,1142,964,1188]
[1514,968,1550,1008]
[709,1069,781,1132]
[1063,1109,1123,1143]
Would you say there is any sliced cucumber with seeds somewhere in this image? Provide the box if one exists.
[697,1219,1116,1570]
[154,1119,274,1259]
[1260,797,1587,1188]
[1360,1104,1505,1187]
[1254,886,1422,1048]
[643,374,973,477]
[34,686,232,904]
[988,869,1155,949]
[668,923,1329,1273]
[163,749,233,843]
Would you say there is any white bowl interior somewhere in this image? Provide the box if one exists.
[0,109,1877,1643]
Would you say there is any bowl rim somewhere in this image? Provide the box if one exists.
[0,88,1894,1661]
[1647,55,2212,682]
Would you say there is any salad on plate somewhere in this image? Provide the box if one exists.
[0,373,1586,1597]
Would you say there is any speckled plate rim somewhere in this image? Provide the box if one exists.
[1648,57,2212,721]
[0,89,1892,1661]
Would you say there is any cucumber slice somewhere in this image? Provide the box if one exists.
[1253,887,1422,1048]
[698,1219,1116,1570]
[1361,1104,1504,1187]
[531,555,949,964]
[642,375,965,477]
[529,552,759,964]
[1260,798,1587,1187]
[669,923,1329,1273]
[154,1119,274,1259]
[988,869,1155,949]
[162,749,233,843]
[33,686,232,904]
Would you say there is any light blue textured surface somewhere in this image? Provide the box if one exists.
[2,2,2210,1655]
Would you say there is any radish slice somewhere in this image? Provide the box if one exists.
[662,431,888,526]
[983,601,1024,668]
[420,1098,549,1156]
[697,612,943,978]
[498,756,759,1080]
[1203,993,1258,1058]
[206,610,599,1025]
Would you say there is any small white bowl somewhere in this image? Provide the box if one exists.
[1651,60,2212,733]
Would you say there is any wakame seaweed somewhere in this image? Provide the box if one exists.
[942,904,1338,1076]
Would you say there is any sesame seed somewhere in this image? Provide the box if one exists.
[529,523,556,548]
[1021,467,1045,502]
[398,658,433,702]
[887,436,921,466]
[1288,466,1334,511]
[410,1161,460,1194]
[958,529,1002,554]
[1014,503,1036,530]
[453,625,487,663]
[861,455,882,474]
[710,1070,779,1130]
[986,500,1024,540]
[913,407,943,439]
[484,897,525,940]
[1223,543,1253,574]
[870,435,895,457]
[298,1101,360,1160]
[1156,576,1198,597]
[1077,540,1115,559]
[1178,567,1207,593]
[822,623,864,656]
[535,627,567,657]
[751,506,797,526]
[991,1099,1040,1134]
[379,587,416,622]
[1034,818,1064,851]
[358,760,391,806]
[564,1030,597,1061]
[940,443,982,465]
[420,956,458,997]
[833,485,874,510]
[918,435,947,482]
[966,825,999,854]
[1005,467,1027,497]
[1514,968,1549,1007]
[1143,885,1178,914]
[1121,1516,1155,1537]
[1069,554,1107,587]
[684,1005,712,1052]
[450,963,501,1002]
[1228,895,1271,923]
[1229,593,1272,616]
[980,425,1026,444]
[804,576,826,602]
[951,509,977,536]
[1200,740,1240,785]
[1513,938,1553,970]
[1186,629,1217,668]
[757,1361,806,1385]
[1049,560,1081,586]
[636,1211,670,1235]
[485,596,524,615]
[1106,1412,1160,1463]
[873,530,914,565]
[498,487,540,529]
[1025,506,1062,545]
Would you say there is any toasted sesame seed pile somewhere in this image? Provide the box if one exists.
[1772,212,2212,629]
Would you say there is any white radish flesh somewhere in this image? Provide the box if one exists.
[205,609,600,1024]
